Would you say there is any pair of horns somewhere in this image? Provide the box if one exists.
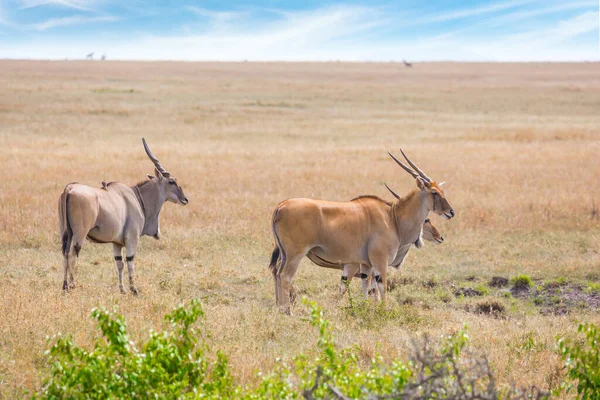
[388,149,431,182]
[386,149,437,199]
[142,138,170,177]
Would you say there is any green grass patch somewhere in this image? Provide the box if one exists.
[584,282,600,294]
[510,275,533,289]
[542,277,568,289]
[474,284,490,296]
[343,296,423,329]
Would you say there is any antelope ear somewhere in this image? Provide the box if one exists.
[155,168,164,180]
[147,174,157,180]
[416,176,430,190]
[438,181,446,187]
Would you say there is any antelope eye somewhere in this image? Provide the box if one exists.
[169,180,175,185]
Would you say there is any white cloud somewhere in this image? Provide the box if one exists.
[482,1,596,27]
[186,6,245,24]
[1,3,598,61]
[555,10,599,39]
[184,6,248,34]
[31,15,118,30]
[19,0,98,12]
[128,5,388,60]
[0,4,7,25]
[425,10,600,61]
[502,11,598,46]
[0,1,22,30]
[271,6,387,42]
[406,0,538,25]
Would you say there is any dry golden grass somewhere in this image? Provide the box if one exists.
[0,60,599,397]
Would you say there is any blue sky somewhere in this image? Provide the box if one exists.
[0,0,598,61]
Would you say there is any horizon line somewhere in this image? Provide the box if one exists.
[2,58,599,63]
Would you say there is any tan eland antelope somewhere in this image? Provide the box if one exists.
[270,192,444,303]
[58,138,188,294]
[338,216,444,298]
[269,187,441,302]
[269,150,454,314]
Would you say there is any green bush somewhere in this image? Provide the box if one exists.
[558,322,600,399]
[295,298,412,398]
[35,300,235,399]
[35,299,551,399]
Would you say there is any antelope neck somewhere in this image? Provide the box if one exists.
[132,181,165,237]
[133,186,147,225]
[392,190,429,245]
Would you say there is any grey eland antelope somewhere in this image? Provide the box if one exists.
[58,138,188,294]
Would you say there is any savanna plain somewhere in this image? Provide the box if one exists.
[0,60,599,397]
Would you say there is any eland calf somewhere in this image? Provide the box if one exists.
[58,138,188,294]
[269,150,454,314]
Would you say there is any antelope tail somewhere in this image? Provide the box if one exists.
[269,247,280,272]
[59,188,73,257]
[269,206,286,273]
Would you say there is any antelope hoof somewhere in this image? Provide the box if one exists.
[279,306,292,315]
[289,287,298,305]
[62,281,69,291]
[130,286,139,295]
[119,286,126,294]
[68,282,76,290]
[368,289,377,301]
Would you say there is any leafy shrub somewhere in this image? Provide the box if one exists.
[558,322,600,399]
[511,275,533,289]
[296,298,412,399]
[35,298,550,399]
[35,300,235,399]
[301,299,546,399]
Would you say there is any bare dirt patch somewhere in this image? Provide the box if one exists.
[454,287,483,297]
[466,299,506,318]
[510,285,531,298]
[534,283,600,315]
[489,276,509,288]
